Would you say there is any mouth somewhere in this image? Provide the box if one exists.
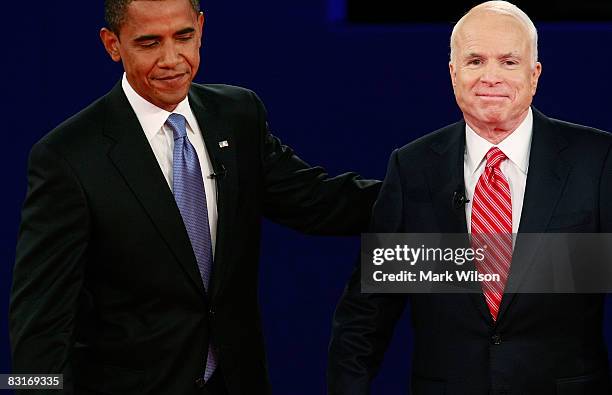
[152,73,189,88]
[476,93,508,99]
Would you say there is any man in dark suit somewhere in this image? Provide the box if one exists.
[9,0,379,393]
[328,1,612,394]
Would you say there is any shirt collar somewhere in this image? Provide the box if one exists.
[121,73,199,141]
[465,107,533,175]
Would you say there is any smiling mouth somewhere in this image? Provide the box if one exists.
[155,73,187,81]
[476,94,508,98]
[151,73,190,91]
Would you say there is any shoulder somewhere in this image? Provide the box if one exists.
[397,121,463,153]
[188,82,267,126]
[547,116,612,147]
[36,93,111,155]
[392,121,464,166]
[189,82,261,108]
[534,110,612,163]
[190,82,254,97]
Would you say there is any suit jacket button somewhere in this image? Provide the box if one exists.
[195,377,206,388]
[209,307,216,318]
[491,334,502,345]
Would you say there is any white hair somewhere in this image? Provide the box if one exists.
[449,1,539,68]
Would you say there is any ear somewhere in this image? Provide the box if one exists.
[449,62,457,89]
[530,61,542,96]
[100,28,122,62]
[196,12,205,49]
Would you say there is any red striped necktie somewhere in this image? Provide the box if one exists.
[471,147,512,321]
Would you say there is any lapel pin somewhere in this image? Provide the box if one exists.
[218,140,229,148]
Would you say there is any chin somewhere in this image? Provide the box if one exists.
[160,91,189,105]
[480,110,507,124]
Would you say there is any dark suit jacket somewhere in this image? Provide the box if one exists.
[10,82,380,394]
[328,108,612,395]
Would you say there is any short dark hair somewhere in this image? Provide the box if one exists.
[104,0,201,33]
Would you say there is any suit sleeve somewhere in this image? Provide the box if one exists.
[251,91,381,235]
[327,150,409,395]
[10,141,90,394]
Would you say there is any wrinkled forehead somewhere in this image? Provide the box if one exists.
[454,11,531,53]
[460,11,530,39]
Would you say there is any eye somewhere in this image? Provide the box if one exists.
[177,34,194,42]
[500,57,521,67]
[140,41,159,48]
[467,59,482,66]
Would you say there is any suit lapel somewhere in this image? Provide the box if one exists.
[426,122,494,324]
[101,83,208,297]
[496,108,571,322]
[188,89,239,302]
[426,122,469,234]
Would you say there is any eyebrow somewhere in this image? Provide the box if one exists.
[175,27,195,36]
[499,52,521,59]
[134,34,161,43]
[133,28,196,43]
[463,52,522,60]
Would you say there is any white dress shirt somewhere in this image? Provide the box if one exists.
[464,108,533,234]
[122,73,218,255]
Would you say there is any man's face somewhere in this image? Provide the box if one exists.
[449,12,542,131]
[100,0,204,111]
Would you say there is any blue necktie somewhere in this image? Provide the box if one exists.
[166,113,217,381]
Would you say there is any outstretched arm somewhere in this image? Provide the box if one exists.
[327,150,409,394]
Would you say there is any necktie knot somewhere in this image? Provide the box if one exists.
[485,147,507,169]
[167,113,187,140]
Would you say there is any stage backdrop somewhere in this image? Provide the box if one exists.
[2,1,611,394]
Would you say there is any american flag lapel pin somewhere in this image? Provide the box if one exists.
[218,140,229,148]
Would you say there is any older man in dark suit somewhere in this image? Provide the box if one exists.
[328,1,612,394]
[9,0,379,394]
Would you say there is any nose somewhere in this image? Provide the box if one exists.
[479,63,503,85]
[158,42,182,68]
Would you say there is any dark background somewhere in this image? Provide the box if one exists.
[2,1,612,394]
[348,0,612,23]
